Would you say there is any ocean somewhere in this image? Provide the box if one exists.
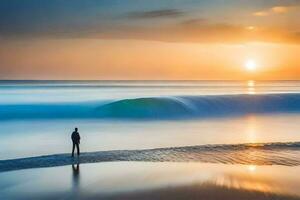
[1,80,300,199]
[0,80,299,163]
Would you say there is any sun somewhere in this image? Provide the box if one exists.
[248,165,257,172]
[245,59,257,71]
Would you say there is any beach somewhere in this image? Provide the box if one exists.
[2,0,300,199]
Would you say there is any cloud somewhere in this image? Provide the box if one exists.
[272,6,289,13]
[2,19,300,45]
[0,2,299,45]
[85,21,300,44]
[126,9,184,19]
[253,5,299,17]
[253,11,269,16]
[181,18,207,26]
[1,0,300,45]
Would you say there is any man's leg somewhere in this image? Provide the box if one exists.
[72,142,75,157]
[76,143,80,156]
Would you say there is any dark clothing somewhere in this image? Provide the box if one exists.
[71,131,80,156]
[71,131,80,144]
[72,142,80,156]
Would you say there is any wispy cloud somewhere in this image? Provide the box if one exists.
[0,1,300,44]
[2,20,300,44]
[90,22,300,44]
[253,11,269,17]
[126,9,184,19]
[253,5,299,17]
[181,18,207,26]
[272,6,290,14]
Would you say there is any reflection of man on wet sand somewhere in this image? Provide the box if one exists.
[72,163,80,176]
[72,163,80,189]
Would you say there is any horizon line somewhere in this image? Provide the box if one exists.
[0,79,300,82]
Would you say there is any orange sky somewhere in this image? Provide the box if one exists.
[1,39,299,80]
[0,0,299,80]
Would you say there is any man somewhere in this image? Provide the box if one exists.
[71,127,81,157]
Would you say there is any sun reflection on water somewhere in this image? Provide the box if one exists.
[247,80,256,95]
[245,115,258,143]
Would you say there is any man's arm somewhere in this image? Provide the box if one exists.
[77,133,80,144]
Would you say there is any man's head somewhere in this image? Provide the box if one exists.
[75,127,78,132]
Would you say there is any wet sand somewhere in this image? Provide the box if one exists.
[0,162,300,200]
[2,141,300,173]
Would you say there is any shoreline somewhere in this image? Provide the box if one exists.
[1,141,300,173]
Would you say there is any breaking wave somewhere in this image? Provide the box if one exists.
[1,93,300,120]
[1,142,300,172]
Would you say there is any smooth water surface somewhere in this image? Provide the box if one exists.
[1,162,300,200]
[0,80,300,160]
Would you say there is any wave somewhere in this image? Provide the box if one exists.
[1,93,300,120]
[1,142,300,172]
[96,94,300,119]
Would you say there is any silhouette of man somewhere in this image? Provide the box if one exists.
[71,127,81,157]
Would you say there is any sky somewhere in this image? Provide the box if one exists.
[0,0,300,80]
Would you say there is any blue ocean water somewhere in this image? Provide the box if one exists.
[0,80,300,164]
